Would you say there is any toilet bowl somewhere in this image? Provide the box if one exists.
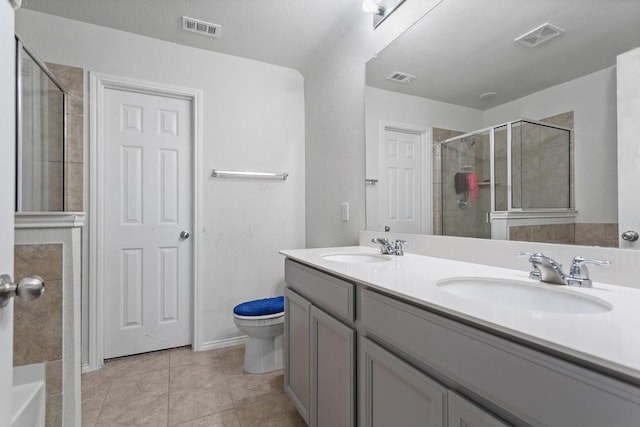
[233,296,285,374]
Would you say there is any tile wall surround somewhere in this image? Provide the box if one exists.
[510,223,619,248]
[14,243,64,427]
[45,62,84,212]
[540,111,575,210]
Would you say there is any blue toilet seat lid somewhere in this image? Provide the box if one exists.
[233,296,284,316]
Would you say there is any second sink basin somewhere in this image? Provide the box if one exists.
[322,253,392,264]
[437,277,612,314]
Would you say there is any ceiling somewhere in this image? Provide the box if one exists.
[366,0,640,110]
[21,0,363,71]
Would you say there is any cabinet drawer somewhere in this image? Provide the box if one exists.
[361,289,640,427]
[285,259,355,322]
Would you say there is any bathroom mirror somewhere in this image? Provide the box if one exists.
[365,0,640,248]
[16,38,66,212]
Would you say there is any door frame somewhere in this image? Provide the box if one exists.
[88,72,203,371]
[378,121,432,234]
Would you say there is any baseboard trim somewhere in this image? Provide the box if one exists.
[198,336,247,352]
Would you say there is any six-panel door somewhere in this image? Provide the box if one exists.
[103,87,193,358]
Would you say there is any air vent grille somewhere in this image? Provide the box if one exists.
[514,23,564,47]
[386,71,416,84]
[182,16,221,38]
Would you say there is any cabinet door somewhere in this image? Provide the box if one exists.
[310,306,355,427]
[360,337,446,427]
[285,288,311,424]
[448,391,508,427]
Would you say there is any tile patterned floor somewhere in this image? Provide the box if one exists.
[81,345,306,426]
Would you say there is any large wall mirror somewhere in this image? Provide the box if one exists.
[365,0,640,248]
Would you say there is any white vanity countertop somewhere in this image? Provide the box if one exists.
[280,246,640,382]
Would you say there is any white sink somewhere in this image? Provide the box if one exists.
[437,277,612,314]
[322,253,392,264]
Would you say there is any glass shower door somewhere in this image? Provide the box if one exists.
[441,130,491,239]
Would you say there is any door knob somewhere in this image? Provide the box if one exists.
[0,274,45,308]
[621,230,639,242]
[384,226,390,232]
[180,231,190,239]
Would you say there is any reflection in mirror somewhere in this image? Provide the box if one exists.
[365,0,640,248]
[17,41,66,212]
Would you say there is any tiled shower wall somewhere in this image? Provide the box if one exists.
[14,244,63,426]
[46,62,83,211]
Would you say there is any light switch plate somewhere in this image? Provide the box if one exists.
[341,202,350,221]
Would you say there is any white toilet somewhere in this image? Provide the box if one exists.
[233,296,285,374]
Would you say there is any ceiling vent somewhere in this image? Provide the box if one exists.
[182,16,221,38]
[386,71,416,84]
[514,23,564,47]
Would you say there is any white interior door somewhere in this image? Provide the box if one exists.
[0,2,15,423]
[617,47,640,249]
[381,129,424,234]
[102,87,192,358]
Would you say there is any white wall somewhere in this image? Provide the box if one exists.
[303,0,445,247]
[365,86,484,231]
[483,67,618,224]
[16,10,305,357]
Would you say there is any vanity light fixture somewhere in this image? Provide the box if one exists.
[363,0,407,29]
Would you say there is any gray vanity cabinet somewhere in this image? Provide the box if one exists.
[360,337,446,427]
[285,259,356,427]
[310,306,355,427]
[448,391,508,427]
[284,288,311,424]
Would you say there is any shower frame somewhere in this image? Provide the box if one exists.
[442,118,575,239]
[15,35,68,212]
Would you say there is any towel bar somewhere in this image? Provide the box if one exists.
[211,169,288,180]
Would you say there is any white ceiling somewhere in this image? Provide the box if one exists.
[21,0,363,71]
[366,0,640,110]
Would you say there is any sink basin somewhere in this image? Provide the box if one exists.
[321,253,392,264]
[437,277,611,314]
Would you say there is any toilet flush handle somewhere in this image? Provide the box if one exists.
[180,231,191,239]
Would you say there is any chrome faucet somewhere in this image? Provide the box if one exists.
[371,238,407,256]
[518,253,610,288]
[516,252,543,280]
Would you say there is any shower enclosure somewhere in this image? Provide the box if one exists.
[16,37,67,212]
[440,119,573,240]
